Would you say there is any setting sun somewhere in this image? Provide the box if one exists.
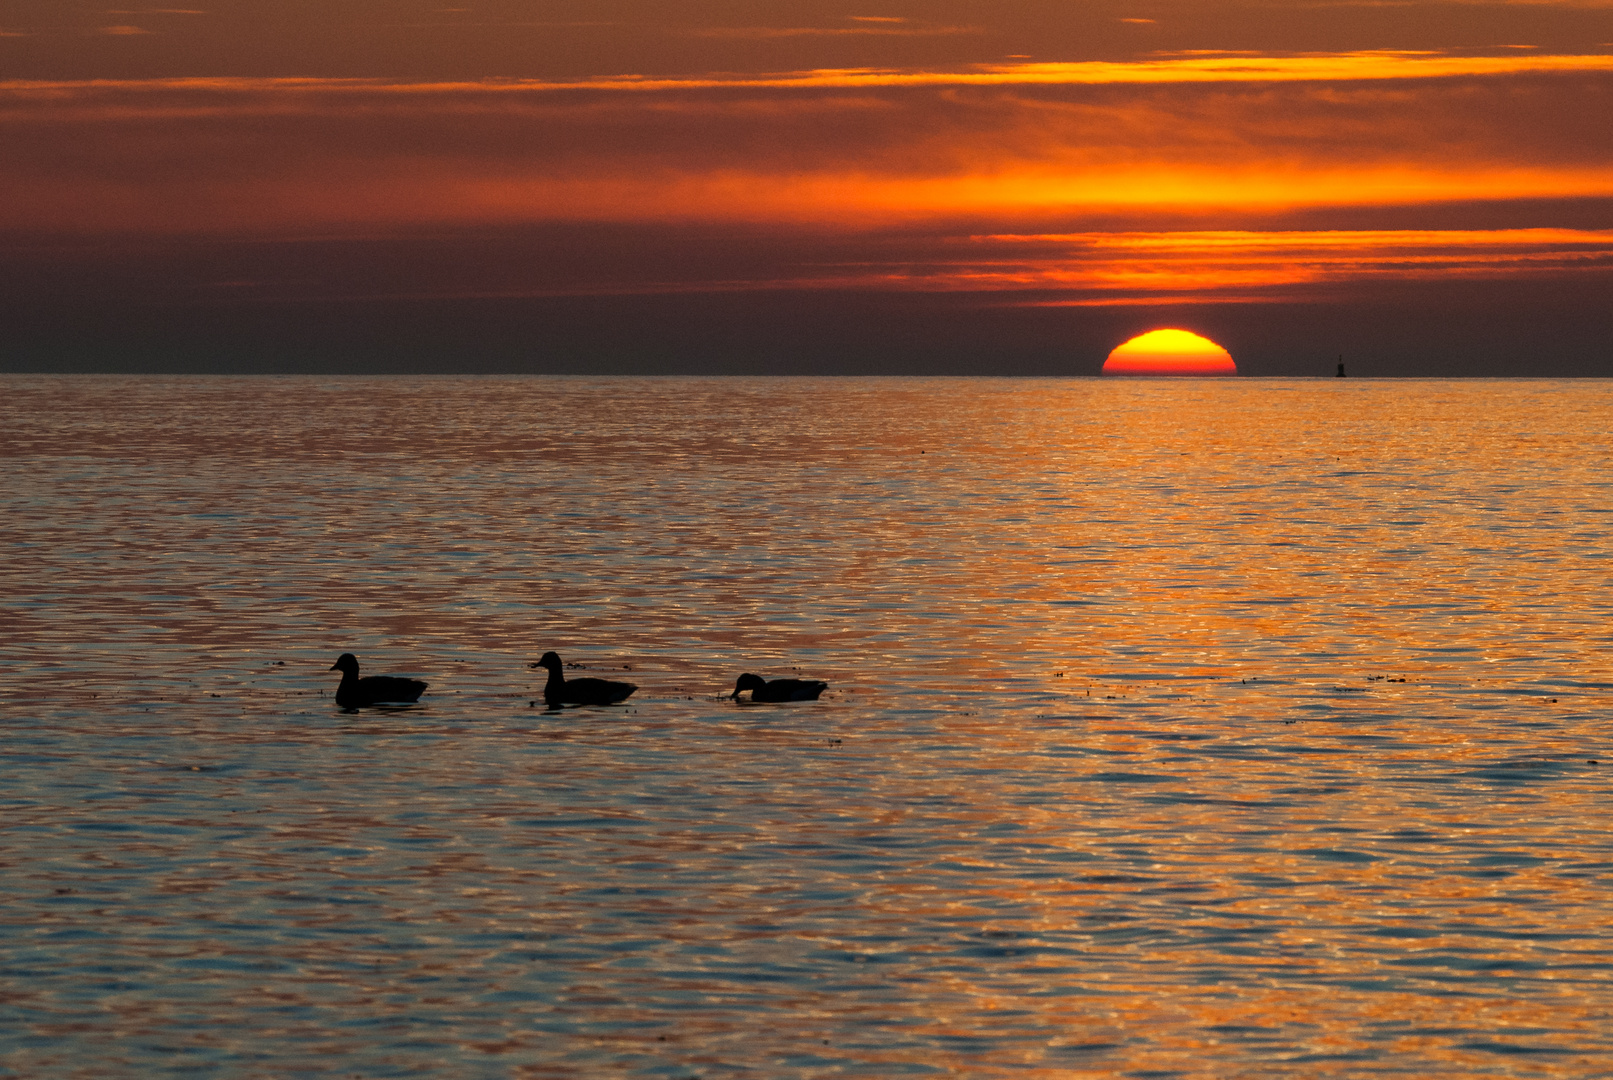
[1102,329,1238,376]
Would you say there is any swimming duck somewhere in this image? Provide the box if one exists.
[329,653,428,709]
[731,673,828,702]
[532,651,637,707]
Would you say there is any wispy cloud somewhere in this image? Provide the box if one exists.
[7,49,1612,95]
[2,56,1611,253]
[680,227,1613,304]
[96,25,152,35]
[1259,0,1613,7]
[964,228,1613,299]
[688,22,981,40]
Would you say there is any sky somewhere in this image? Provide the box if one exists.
[3,1,1612,375]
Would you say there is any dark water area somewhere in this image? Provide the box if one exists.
[3,375,1612,1077]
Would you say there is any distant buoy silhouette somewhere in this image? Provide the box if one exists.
[1337,356,1346,377]
[731,673,829,702]
[329,653,427,709]
[532,651,637,707]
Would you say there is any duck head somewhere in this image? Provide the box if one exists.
[330,653,360,675]
[731,673,766,700]
[533,651,563,672]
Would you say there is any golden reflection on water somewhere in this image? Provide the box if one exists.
[1,375,1611,1077]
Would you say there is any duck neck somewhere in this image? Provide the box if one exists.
[544,664,565,700]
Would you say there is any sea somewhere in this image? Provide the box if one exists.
[2,375,1611,1078]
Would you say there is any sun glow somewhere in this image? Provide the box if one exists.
[1103,329,1238,376]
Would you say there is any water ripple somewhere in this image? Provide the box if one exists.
[2,376,1612,1077]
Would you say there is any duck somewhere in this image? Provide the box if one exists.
[531,651,637,707]
[329,653,428,709]
[731,673,828,702]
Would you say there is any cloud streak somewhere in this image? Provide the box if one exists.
[3,51,1611,310]
[688,22,982,39]
[958,228,1613,297]
[8,47,1613,95]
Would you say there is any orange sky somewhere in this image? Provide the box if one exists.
[2,1,1611,373]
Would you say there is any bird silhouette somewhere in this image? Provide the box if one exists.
[731,673,828,702]
[329,654,427,709]
[532,651,637,707]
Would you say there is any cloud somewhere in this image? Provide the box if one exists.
[1265,0,1613,6]
[1,58,1611,257]
[8,49,1611,96]
[958,228,1613,300]
[96,25,152,35]
[688,23,981,39]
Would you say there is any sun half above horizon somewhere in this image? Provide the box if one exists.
[1102,329,1238,376]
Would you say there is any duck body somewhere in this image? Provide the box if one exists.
[731,673,828,702]
[329,653,427,709]
[533,651,637,707]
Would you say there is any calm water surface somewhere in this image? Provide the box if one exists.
[3,375,1612,1078]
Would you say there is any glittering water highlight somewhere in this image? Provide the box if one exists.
[3,375,1611,1078]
